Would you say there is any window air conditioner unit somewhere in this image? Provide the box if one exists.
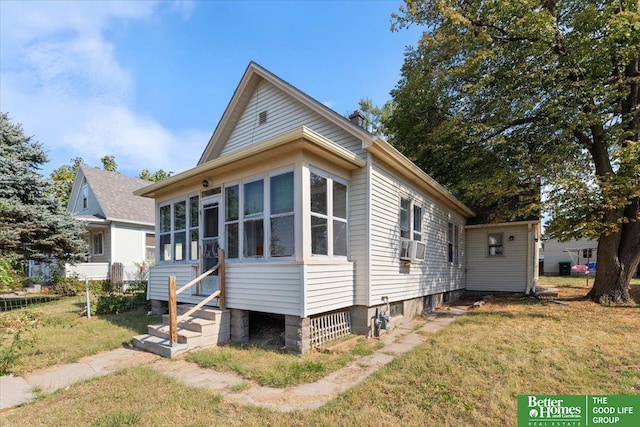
[400,240,426,262]
[413,241,426,261]
[400,240,412,261]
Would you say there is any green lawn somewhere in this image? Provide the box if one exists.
[2,278,638,426]
[0,295,159,375]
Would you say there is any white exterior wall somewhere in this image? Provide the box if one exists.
[149,264,201,305]
[304,263,354,316]
[466,225,529,292]
[225,263,301,316]
[542,238,598,274]
[221,80,366,159]
[368,161,466,306]
[112,224,153,280]
[350,163,370,306]
[66,263,110,280]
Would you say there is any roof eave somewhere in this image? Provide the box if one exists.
[135,126,366,198]
[367,136,475,219]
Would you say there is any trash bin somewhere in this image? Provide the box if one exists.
[559,262,571,276]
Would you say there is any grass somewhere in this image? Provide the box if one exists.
[0,295,159,376]
[185,337,383,387]
[2,276,639,426]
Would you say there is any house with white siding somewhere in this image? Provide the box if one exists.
[541,237,598,275]
[65,165,155,281]
[133,62,539,355]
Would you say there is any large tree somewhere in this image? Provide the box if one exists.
[390,0,640,304]
[0,113,86,264]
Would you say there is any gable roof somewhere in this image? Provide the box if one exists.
[146,61,474,219]
[77,165,155,226]
[198,61,374,164]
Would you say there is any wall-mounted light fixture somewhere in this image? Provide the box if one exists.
[202,180,210,188]
[509,235,515,241]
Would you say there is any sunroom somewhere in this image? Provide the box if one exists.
[136,126,366,346]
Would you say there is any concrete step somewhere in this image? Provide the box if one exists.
[132,334,188,358]
[147,324,201,345]
[175,305,227,321]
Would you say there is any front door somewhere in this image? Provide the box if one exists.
[200,199,220,295]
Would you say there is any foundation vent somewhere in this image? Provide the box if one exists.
[310,311,351,347]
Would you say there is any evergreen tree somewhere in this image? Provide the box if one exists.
[0,113,86,264]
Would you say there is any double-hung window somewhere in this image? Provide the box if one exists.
[243,179,264,257]
[159,196,199,262]
[225,185,239,259]
[82,178,88,210]
[488,233,503,256]
[400,197,423,242]
[448,223,460,264]
[270,172,294,257]
[92,232,103,255]
[310,170,348,257]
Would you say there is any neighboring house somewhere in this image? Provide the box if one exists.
[542,237,598,275]
[65,165,156,281]
[135,62,539,354]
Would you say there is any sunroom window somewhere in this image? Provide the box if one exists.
[225,169,295,261]
[243,179,264,257]
[270,172,294,257]
[310,170,348,257]
[159,196,198,262]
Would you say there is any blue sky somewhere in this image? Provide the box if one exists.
[0,0,423,178]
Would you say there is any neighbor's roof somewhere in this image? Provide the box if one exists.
[80,165,155,226]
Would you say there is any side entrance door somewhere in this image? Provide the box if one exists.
[199,198,220,296]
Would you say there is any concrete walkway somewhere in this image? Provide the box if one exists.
[0,306,467,413]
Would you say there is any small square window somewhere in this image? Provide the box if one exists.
[488,233,503,256]
[259,110,267,125]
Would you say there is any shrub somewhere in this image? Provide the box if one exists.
[93,291,148,315]
[0,255,23,292]
[49,276,85,296]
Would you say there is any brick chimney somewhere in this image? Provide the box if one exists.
[349,110,366,128]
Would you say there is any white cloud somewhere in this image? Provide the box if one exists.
[0,0,202,176]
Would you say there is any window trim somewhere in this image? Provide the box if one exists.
[488,232,504,257]
[92,232,103,255]
[82,180,89,211]
[448,223,460,265]
[309,167,349,258]
[158,195,200,264]
[399,196,423,242]
[223,166,296,263]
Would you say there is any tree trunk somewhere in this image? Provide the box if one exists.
[587,218,640,305]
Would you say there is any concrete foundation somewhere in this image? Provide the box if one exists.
[285,315,310,354]
[349,290,464,338]
[230,309,249,343]
[150,299,168,316]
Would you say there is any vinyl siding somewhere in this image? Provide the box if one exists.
[220,80,366,159]
[466,225,528,292]
[304,263,354,316]
[148,264,202,305]
[112,224,154,279]
[368,161,466,306]
[542,238,597,274]
[350,163,369,305]
[225,263,301,316]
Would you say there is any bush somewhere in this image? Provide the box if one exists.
[49,276,85,296]
[0,255,23,292]
[93,292,147,315]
